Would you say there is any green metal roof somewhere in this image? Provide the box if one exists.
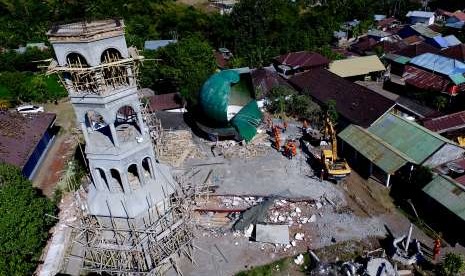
[395,56,411,65]
[339,125,415,174]
[368,114,449,164]
[450,73,465,85]
[199,70,240,124]
[423,174,465,221]
[230,100,263,142]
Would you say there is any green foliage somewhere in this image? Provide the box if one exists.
[144,36,216,105]
[323,99,339,123]
[236,257,288,276]
[438,253,465,276]
[434,95,449,111]
[266,86,320,119]
[0,163,56,276]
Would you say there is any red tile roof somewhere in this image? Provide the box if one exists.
[375,40,407,53]
[440,44,465,62]
[395,42,439,57]
[403,65,450,92]
[289,69,395,127]
[0,111,56,168]
[148,93,183,112]
[423,110,465,133]
[273,51,330,69]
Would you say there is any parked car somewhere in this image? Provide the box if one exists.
[16,105,44,114]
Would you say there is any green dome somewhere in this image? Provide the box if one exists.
[199,70,240,124]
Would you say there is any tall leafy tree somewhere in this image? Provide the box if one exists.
[0,163,56,276]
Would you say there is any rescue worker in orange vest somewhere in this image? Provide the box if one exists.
[433,238,441,261]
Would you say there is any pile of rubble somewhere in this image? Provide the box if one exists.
[158,130,206,167]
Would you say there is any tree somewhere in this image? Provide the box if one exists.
[438,253,465,276]
[147,36,216,106]
[0,163,56,276]
[323,99,339,123]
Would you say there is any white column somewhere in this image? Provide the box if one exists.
[386,174,391,188]
[109,123,120,147]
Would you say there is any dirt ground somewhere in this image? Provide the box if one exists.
[32,100,78,197]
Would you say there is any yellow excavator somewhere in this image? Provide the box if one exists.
[321,116,351,181]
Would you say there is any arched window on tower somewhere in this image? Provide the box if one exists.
[101,48,129,89]
[142,157,153,179]
[128,164,141,190]
[85,111,115,146]
[66,53,98,93]
[110,169,124,193]
[115,105,141,143]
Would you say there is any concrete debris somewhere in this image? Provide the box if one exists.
[244,224,254,238]
[366,258,396,276]
[309,214,317,222]
[294,254,304,265]
[291,240,296,247]
[295,233,305,240]
[255,224,290,244]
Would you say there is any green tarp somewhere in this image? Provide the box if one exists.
[231,100,263,142]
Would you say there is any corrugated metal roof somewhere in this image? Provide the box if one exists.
[410,24,440,38]
[329,55,386,78]
[423,110,465,133]
[144,40,176,50]
[423,174,465,221]
[409,53,465,79]
[339,125,414,174]
[444,35,462,47]
[368,113,449,164]
[407,11,435,18]
[403,65,451,92]
[273,51,329,69]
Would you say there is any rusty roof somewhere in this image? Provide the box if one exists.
[441,44,465,62]
[403,65,451,92]
[0,111,56,168]
[273,51,329,69]
[423,110,465,133]
[147,93,183,112]
[289,69,395,127]
[394,42,439,57]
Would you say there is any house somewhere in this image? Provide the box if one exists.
[356,81,440,120]
[398,24,441,40]
[402,35,424,45]
[406,11,436,25]
[0,111,56,179]
[15,42,48,54]
[422,110,465,145]
[214,48,233,69]
[394,42,439,57]
[367,29,393,41]
[349,36,378,55]
[339,113,465,186]
[147,93,184,113]
[289,68,395,128]
[422,173,465,243]
[144,40,177,51]
[440,43,465,62]
[404,53,465,95]
[328,55,386,80]
[250,67,291,99]
[376,17,401,31]
[272,51,330,77]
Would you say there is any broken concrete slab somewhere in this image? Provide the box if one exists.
[255,224,290,244]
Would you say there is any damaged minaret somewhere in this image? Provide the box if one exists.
[47,19,193,275]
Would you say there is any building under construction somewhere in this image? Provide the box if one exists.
[46,19,204,275]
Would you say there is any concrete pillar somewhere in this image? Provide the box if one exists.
[109,123,120,147]
[89,168,101,190]
[80,122,90,143]
[121,171,131,193]
[104,170,113,192]
[386,174,391,188]
[137,164,146,186]
[136,111,145,135]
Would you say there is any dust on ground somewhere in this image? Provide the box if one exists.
[33,100,78,197]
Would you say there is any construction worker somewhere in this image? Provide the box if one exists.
[303,120,308,130]
[273,126,281,150]
[433,237,441,261]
